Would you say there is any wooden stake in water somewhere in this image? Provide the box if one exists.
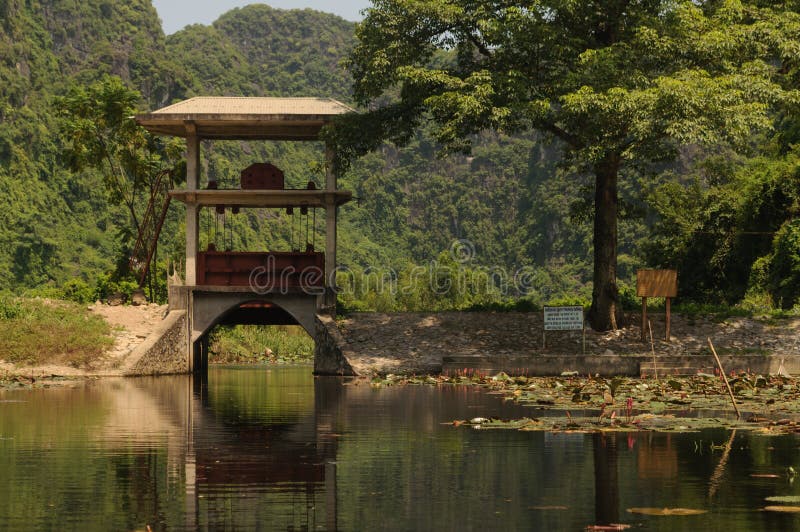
[708,338,741,419]
[648,320,658,380]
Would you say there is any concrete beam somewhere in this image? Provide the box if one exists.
[324,145,337,311]
[185,122,200,286]
[169,189,352,208]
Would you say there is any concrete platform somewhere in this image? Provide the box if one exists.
[442,353,800,377]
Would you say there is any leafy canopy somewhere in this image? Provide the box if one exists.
[336,0,800,169]
[59,75,183,235]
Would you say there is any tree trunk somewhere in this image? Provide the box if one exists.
[588,155,625,331]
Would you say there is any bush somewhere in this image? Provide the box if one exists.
[209,325,314,364]
[0,293,24,320]
[767,219,800,310]
[0,298,113,367]
[61,278,95,303]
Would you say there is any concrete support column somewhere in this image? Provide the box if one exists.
[185,122,200,286]
[324,145,337,312]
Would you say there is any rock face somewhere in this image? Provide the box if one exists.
[336,311,800,376]
[130,289,147,306]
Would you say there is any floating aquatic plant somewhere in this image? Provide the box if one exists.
[626,507,707,516]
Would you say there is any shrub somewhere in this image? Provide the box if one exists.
[767,219,800,310]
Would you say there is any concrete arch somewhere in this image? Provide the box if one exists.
[190,291,319,344]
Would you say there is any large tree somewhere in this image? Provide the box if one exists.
[60,75,182,239]
[332,0,799,330]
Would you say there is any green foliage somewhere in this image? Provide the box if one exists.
[0,0,798,324]
[59,278,95,303]
[0,297,113,367]
[672,302,753,322]
[644,150,800,306]
[94,272,139,302]
[209,325,314,364]
[59,74,183,246]
[766,219,800,310]
[336,0,800,329]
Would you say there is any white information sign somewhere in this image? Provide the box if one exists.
[543,306,584,331]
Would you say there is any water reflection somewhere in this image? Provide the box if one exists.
[2,368,800,530]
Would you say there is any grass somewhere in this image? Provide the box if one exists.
[0,294,114,368]
[209,325,314,364]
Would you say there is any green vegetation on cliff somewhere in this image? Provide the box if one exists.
[0,0,797,322]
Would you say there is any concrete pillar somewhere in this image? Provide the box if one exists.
[185,122,200,286]
[324,145,337,311]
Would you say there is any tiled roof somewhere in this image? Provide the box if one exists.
[150,97,354,116]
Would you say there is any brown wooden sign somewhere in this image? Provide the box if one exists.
[636,269,678,298]
[637,269,678,342]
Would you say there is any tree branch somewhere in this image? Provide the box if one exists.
[538,121,582,148]
[467,33,492,58]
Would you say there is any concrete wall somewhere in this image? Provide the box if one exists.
[124,311,189,375]
[443,353,800,377]
[314,314,356,376]
[190,291,317,343]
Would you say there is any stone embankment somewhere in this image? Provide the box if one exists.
[337,312,800,376]
[4,305,799,380]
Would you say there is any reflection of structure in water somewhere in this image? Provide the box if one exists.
[637,433,678,480]
[183,371,343,530]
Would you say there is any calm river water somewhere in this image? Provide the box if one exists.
[2,366,800,530]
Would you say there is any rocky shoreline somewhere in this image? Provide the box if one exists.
[2,308,799,383]
[339,311,800,376]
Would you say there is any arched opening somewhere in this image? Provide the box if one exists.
[194,299,315,371]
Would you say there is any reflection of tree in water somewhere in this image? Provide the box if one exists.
[593,433,619,526]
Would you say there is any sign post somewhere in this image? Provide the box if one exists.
[636,269,678,342]
[543,306,585,354]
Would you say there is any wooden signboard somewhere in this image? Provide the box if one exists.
[543,306,585,354]
[637,270,678,298]
[637,269,678,342]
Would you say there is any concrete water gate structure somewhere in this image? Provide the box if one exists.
[135,97,355,374]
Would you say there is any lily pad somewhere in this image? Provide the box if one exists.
[626,507,707,516]
[765,496,800,503]
[764,506,800,513]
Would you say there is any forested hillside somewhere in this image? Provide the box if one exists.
[0,1,798,314]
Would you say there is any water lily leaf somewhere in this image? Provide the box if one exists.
[764,506,800,513]
[626,507,707,516]
[765,496,800,503]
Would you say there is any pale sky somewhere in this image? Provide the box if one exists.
[152,1,370,34]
